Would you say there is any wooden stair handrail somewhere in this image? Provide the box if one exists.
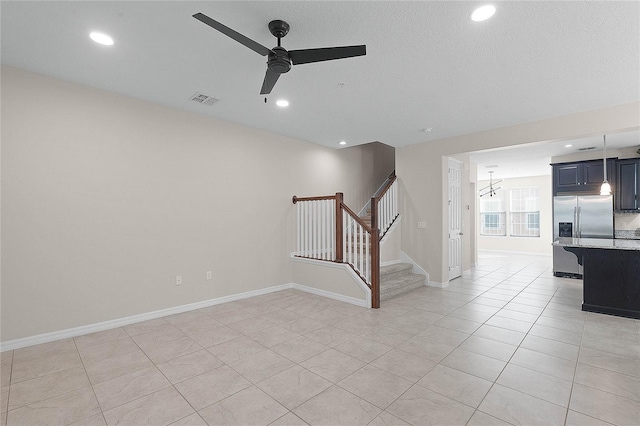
[373,171,396,199]
[292,194,337,204]
[340,202,372,233]
[292,190,384,309]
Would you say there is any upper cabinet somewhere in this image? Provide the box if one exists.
[552,159,616,195]
[615,158,640,211]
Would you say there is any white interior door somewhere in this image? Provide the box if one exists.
[448,158,463,280]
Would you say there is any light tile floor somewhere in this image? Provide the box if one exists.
[2,252,639,425]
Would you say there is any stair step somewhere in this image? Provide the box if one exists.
[379,263,425,301]
[380,273,426,301]
[380,263,414,279]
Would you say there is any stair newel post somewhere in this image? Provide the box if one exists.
[335,193,344,263]
[370,196,380,309]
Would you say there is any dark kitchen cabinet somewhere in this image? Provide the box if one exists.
[552,159,616,195]
[615,158,640,211]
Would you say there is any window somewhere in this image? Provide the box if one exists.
[480,189,506,236]
[510,187,540,237]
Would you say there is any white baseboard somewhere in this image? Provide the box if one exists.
[0,280,371,352]
[427,281,449,288]
[1,284,291,352]
[380,214,401,245]
[380,260,402,267]
[290,256,371,308]
[290,283,368,308]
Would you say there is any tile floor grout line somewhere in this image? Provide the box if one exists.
[71,336,109,426]
[456,264,570,424]
[563,297,587,426]
[5,262,638,425]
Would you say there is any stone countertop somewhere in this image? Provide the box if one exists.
[553,237,640,251]
[615,230,640,240]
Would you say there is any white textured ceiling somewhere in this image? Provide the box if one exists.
[1,1,639,152]
[471,129,640,180]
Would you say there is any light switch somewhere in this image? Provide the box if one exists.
[417,222,427,229]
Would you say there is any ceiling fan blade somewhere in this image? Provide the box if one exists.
[260,68,281,95]
[289,45,366,65]
[193,12,273,57]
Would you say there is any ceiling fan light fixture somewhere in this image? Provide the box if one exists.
[471,5,496,22]
[275,99,289,107]
[89,32,114,46]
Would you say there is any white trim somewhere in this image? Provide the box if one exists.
[290,255,371,307]
[380,214,401,245]
[479,249,551,257]
[427,280,449,288]
[380,260,402,267]
[1,284,291,352]
[1,279,371,352]
[290,283,368,308]
[399,251,430,283]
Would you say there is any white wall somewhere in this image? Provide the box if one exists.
[477,175,553,255]
[397,102,640,284]
[0,66,393,342]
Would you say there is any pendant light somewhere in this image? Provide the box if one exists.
[600,134,611,195]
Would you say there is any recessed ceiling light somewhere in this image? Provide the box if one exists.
[276,99,289,107]
[90,32,114,46]
[422,128,433,133]
[564,144,573,148]
[339,141,347,145]
[471,5,496,22]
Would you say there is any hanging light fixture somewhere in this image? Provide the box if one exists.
[600,134,611,195]
[479,171,502,197]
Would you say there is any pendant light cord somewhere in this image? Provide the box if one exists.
[603,134,608,183]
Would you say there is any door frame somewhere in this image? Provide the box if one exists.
[448,158,463,280]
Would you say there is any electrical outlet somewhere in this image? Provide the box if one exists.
[176,275,182,286]
[206,271,212,280]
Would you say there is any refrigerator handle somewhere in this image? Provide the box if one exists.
[576,206,581,238]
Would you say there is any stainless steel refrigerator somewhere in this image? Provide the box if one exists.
[553,195,613,277]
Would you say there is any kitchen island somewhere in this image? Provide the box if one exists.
[553,238,640,319]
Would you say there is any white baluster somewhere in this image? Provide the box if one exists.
[297,201,301,255]
[358,223,363,275]
[305,201,311,257]
[344,212,348,264]
[313,201,318,258]
[365,231,370,283]
[330,200,335,260]
[347,216,352,265]
[323,200,329,260]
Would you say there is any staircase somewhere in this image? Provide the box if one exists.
[380,263,426,301]
[293,171,406,308]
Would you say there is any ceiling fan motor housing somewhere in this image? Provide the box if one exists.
[268,20,290,38]
[268,47,292,73]
[193,13,366,94]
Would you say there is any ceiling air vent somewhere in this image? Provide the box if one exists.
[190,92,219,106]
[578,147,597,151]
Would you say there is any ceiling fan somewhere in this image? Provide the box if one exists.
[193,12,367,95]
